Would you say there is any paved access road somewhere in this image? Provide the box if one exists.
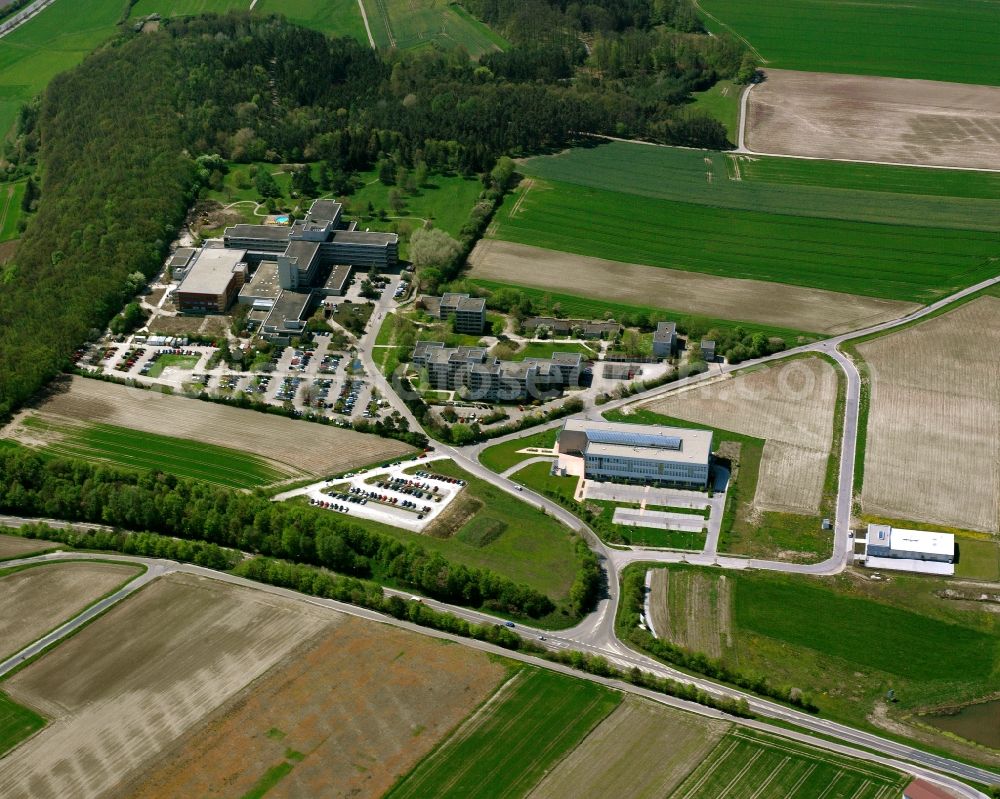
[0,550,991,799]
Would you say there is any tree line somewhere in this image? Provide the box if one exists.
[0,448,562,619]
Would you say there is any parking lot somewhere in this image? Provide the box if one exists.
[277,455,463,532]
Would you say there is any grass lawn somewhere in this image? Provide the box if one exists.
[342,459,584,622]
[339,169,484,256]
[604,408,832,562]
[698,0,1000,85]
[504,341,597,361]
[26,418,289,489]
[643,564,1000,734]
[386,668,619,799]
[0,0,123,138]
[493,176,999,304]
[204,161,300,206]
[0,181,25,242]
[479,427,558,473]
[469,280,820,345]
[688,80,741,144]
[361,0,508,57]
[672,728,907,799]
[145,353,199,378]
[955,538,1000,582]
[129,0,248,17]
[0,692,45,757]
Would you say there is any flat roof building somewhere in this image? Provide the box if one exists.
[864,523,955,575]
[558,419,712,488]
[175,248,247,313]
[653,321,677,358]
[421,293,486,334]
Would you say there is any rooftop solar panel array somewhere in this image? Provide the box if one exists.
[586,430,682,450]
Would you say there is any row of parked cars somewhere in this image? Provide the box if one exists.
[377,477,442,503]
[116,347,146,372]
[413,470,467,487]
[309,498,350,514]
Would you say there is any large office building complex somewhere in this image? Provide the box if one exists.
[557,419,712,488]
[172,200,400,341]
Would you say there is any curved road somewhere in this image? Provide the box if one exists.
[0,551,992,799]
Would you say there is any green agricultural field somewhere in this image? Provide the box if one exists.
[0,692,45,757]
[955,538,1000,582]
[26,419,289,489]
[129,0,248,18]
[339,459,583,622]
[253,0,368,40]
[494,178,998,304]
[362,0,507,56]
[387,668,620,799]
[698,0,1000,85]
[479,427,558,473]
[0,181,25,242]
[737,155,1000,200]
[644,564,1000,732]
[0,0,123,138]
[519,143,1000,231]
[669,728,907,799]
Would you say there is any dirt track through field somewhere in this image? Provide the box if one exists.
[528,696,728,799]
[746,69,1000,170]
[121,616,506,799]
[0,573,331,799]
[645,357,838,514]
[470,240,917,335]
[21,376,411,477]
[0,562,140,659]
[858,297,1000,532]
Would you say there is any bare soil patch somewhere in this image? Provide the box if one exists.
[0,533,59,559]
[645,357,838,514]
[858,297,1000,532]
[469,240,916,336]
[121,616,506,799]
[527,696,728,799]
[746,69,1000,170]
[19,376,411,477]
[0,573,331,799]
[0,562,140,658]
[650,569,733,660]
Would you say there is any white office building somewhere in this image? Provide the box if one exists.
[557,419,712,488]
[863,524,955,575]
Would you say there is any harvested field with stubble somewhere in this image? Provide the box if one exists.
[0,533,59,560]
[0,573,332,799]
[746,70,1000,170]
[645,358,838,514]
[528,697,729,799]
[648,569,733,660]
[123,616,506,799]
[21,376,411,478]
[0,562,141,659]
[858,297,1000,532]
[469,240,916,336]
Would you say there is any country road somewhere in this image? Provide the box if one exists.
[0,550,994,798]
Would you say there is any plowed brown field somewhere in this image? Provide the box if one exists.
[469,240,917,336]
[858,297,1000,532]
[644,357,838,514]
[0,573,331,799]
[122,616,506,799]
[0,562,140,659]
[745,69,1000,170]
[25,376,411,477]
[0,533,59,559]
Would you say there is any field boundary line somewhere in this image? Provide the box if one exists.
[816,770,845,799]
[690,0,765,62]
[674,738,740,799]
[715,747,765,797]
[730,730,898,782]
[785,762,818,796]
[743,755,789,799]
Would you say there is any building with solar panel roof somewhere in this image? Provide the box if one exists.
[557,419,712,488]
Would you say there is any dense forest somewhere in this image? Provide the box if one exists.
[0,446,589,619]
[0,7,748,419]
